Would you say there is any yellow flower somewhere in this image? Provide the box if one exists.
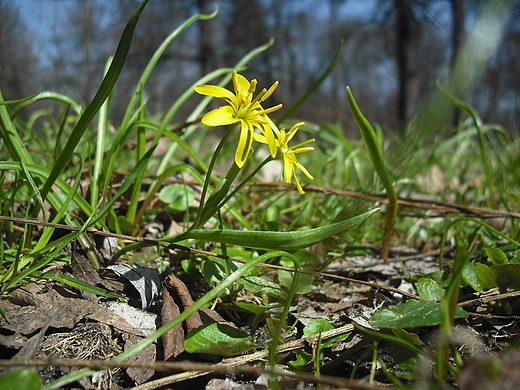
[194,71,282,168]
[256,120,314,194]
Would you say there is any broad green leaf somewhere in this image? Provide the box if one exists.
[108,215,138,234]
[476,263,498,290]
[288,350,313,369]
[510,193,520,208]
[410,270,450,289]
[200,258,242,286]
[303,319,336,336]
[278,250,318,294]
[369,300,468,329]
[0,369,41,390]
[235,301,270,315]
[158,184,195,211]
[462,262,485,291]
[240,276,285,298]
[416,278,444,301]
[303,319,349,347]
[485,247,508,265]
[184,323,257,357]
[491,263,520,290]
[391,328,423,346]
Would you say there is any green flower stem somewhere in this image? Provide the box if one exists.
[347,87,397,259]
[198,156,274,227]
[42,251,294,390]
[437,241,469,382]
[268,253,300,369]
[193,124,237,229]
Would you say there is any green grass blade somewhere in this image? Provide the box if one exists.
[91,57,114,210]
[0,91,34,165]
[89,146,156,227]
[6,92,83,118]
[42,272,126,301]
[120,8,218,128]
[41,0,150,200]
[0,162,93,216]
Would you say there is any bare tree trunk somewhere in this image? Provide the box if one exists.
[449,0,466,125]
[197,0,217,75]
[395,0,414,127]
[81,0,94,103]
[450,0,465,69]
[329,0,343,123]
[273,0,290,104]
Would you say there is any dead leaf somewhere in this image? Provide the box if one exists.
[71,247,109,302]
[1,284,146,337]
[164,275,203,333]
[161,285,185,361]
[161,276,203,361]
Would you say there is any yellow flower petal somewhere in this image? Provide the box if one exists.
[283,153,295,183]
[262,81,279,101]
[261,122,277,158]
[294,175,304,194]
[293,146,314,154]
[202,106,238,127]
[253,132,267,143]
[295,162,313,179]
[233,72,253,101]
[194,85,236,103]
[235,122,254,168]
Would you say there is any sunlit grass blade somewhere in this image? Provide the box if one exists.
[88,146,157,228]
[0,162,93,216]
[41,0,150,200]
[5,92,83,119]
[91,57,114,211]
[120,7,218,129]
[42,272,126,301]
[347,87,397,259]
[0,91,34,166]
[33,161,85,253]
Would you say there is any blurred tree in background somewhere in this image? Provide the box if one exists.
[0,0,36,100]
[1,0,518,134]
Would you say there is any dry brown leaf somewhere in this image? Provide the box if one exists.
[161,276,204,361]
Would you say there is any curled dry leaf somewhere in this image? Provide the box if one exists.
[161,276,203,361]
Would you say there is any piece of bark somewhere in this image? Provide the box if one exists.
[123,333,156,384]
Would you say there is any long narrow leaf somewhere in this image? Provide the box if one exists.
[347,87,397,259]
[41,0,150,199]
